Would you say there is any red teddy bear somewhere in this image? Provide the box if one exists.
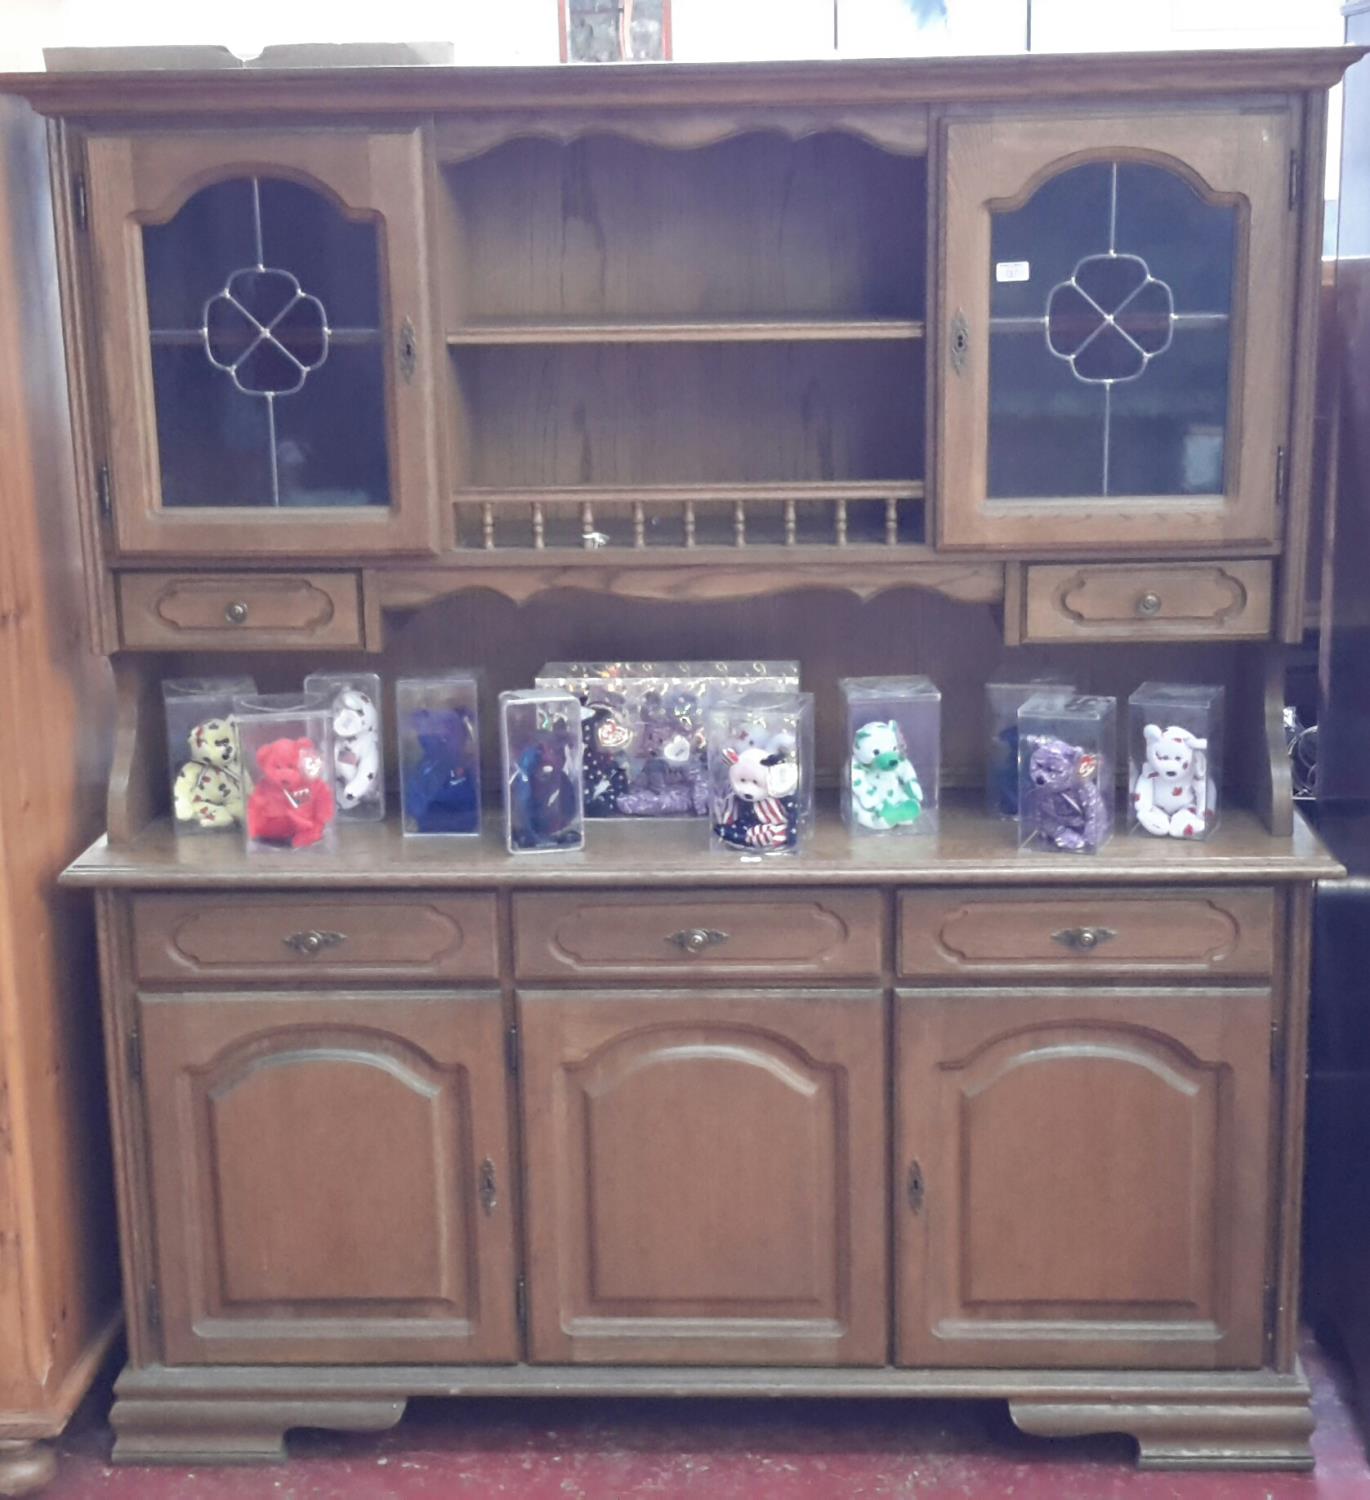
[246,737,335,850]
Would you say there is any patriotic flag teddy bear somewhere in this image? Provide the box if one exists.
[714,745,799,850]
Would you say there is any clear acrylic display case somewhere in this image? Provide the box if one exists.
[500,689,584,854]
[840,676,940,836]
[303,671,385,822]
[1018,694,1116,854]
[396,673,481,837]
[984,675,1074,818]
[1128,682,1224,840]
[231,691,336,854]
[706,691,814,856]
[535,661,800,818]
[162,675,256,835]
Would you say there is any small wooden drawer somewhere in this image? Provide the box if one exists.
[133,892,498,984]
[514,889,882,981]
[1022,562,1271,642]
[119,571,363,650]
[898,887,1274,980]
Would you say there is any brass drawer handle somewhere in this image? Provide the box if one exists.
[1051,926,1117,953]
[224,600,250,625]
[667,927,730,956]
[283,929,346,957]
[1136,591,1162,617]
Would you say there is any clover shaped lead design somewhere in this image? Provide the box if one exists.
[1046,253,1174,384]
[203,267,329,397]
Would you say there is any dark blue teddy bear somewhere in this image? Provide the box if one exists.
[405,708,479,833]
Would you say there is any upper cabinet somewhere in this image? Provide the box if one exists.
[937,108,1297,552]
[83,126,442,558]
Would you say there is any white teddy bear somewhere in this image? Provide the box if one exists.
[1133,723,1211,839]
[172,717,244,830]
[331,688,381,811]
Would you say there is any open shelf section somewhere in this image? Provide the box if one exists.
[439,132,926,325]
[451,481,925,552]
[446,318,925,345]
[449,341,923,490]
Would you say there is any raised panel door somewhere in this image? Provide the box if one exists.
[938,108,1295,552]
[139,989,516,1364]
[895,986,1272,1368]
[84,127,441,558]
[519,988,887,1365]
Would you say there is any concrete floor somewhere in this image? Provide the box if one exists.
[38,1338,1370,1498]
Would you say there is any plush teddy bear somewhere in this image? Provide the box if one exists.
[1133,723,1210,839]
[331,689,381,812]
[850,720,923,831]
[404,708,479,834]
[172,717,244,830]
[713,745,799,849]
[246,737,335,850]
[1022,736,1109,853]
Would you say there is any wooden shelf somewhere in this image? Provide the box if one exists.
[454,480,924,504]
[61,797,1338,892]
[447,319,924,345]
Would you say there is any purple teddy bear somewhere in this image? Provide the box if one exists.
[1023,736,1109,853]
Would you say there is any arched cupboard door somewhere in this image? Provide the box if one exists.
[82,127,441,558]
[137,990,517,1365]
[936,108,1297,552]
[517,988,888,1366]
[894,987,1273,1370]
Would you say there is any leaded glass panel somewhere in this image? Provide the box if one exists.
[142,177,388,509]
[987,161,1235,501]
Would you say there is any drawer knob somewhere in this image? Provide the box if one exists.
[667,927,730,955]
[1136,592,1163,617]
[283,929,345,957]
[224,600,250,625]
[1052,926,1117,953]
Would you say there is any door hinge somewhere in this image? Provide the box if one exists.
[906,1159,925,1215]
[505,1023,519,1076]
[1288,150,1301,211]
[146,1280,161,1337]
[73,171,88,231]
[515,1275,527,1338]
[1270,1016,1284,1075]
[126,1021,142,1084]
[1274,446,1288,511]
[96,463,112,522]
[1264,1279,1279,1347]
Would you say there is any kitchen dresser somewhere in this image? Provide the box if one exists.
[0,44,1360,1473]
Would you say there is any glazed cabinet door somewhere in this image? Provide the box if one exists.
[938,107,1296,551]
[138,989,517,1365]
[83,127,440,557]
[895,987,1273,1369]
[519,988,888,1365]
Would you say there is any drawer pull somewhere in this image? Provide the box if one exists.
[224,600,250,625]
[907,1160,925,1215]
[283,929,346,957]
[479,1158,498,1216]
[1136,591,1162,617]
[667,927,730,956]
[1051,926,1117,953]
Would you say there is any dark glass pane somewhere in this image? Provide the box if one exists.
[1113,163,1235,313]
[273,344,389,508]
[989,162,1111,320]
[143,174,389,509]
[987,158,1234,500]
[1116,279,1173,353]
[1108,327,1228,496]
[256,178,380,329]
[988,330,1104,499]
[151,344,273,508]
[1072,324,1147,382]
[143,179,256,330]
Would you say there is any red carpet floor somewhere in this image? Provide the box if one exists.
[40,1337,1370,1498]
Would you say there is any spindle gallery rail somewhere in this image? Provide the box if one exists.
[453,483,925,552]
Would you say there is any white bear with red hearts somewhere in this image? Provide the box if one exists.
[1133,723,1211,839]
